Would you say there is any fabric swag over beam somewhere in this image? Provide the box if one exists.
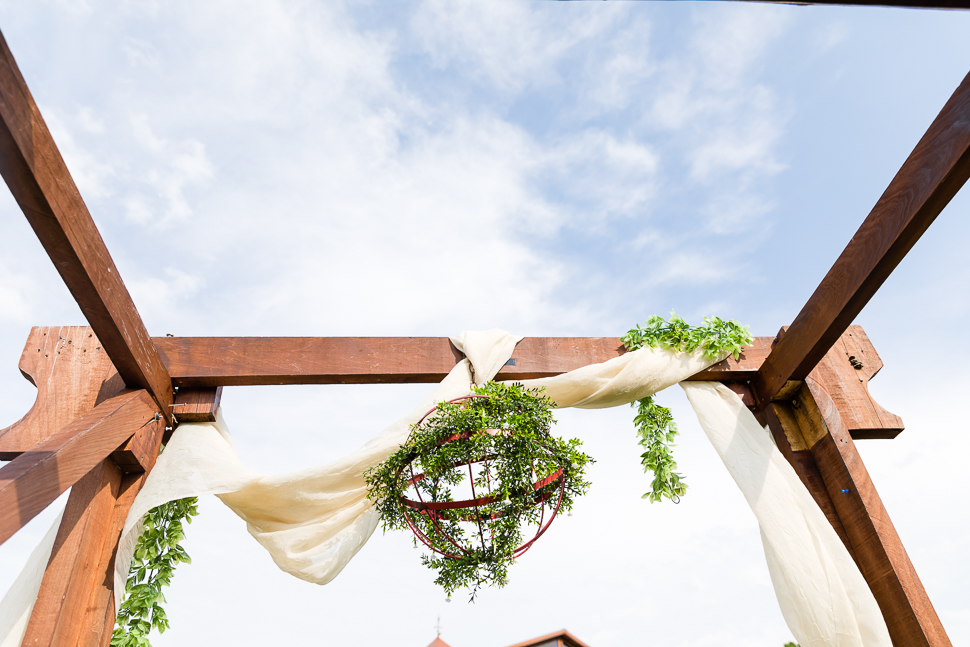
[1,330,891,647]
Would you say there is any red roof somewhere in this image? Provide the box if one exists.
[423,628,588,647]
[503,629,590,647]
[426,637,454,647]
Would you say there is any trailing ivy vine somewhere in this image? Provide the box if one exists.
[364,381,592,600]
[111,497,199,647]
[622,313,752,503]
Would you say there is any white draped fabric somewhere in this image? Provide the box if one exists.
[0,330,891,646]
[0,509,63,647]
[681,382,890,647]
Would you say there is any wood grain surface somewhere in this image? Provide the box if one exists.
[806,378,950,646]
[152,335,773,386]
[22,413,164,647]
[0,31,172,422]
[764,329,946,646]
[0,327,123,459]
[0,389,159,547]
[171,387,222,423]
[812,326,904,439]
[737,0,970,8]
[754,69,970,405]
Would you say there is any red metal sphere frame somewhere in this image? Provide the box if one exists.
[397,394,566,560]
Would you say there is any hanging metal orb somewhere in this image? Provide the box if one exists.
[396,394,567,561]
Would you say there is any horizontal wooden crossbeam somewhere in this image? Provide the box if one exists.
[752,69,970,405]
[152,335,774,387]
[0,30,173,423]
[738,0,970,9]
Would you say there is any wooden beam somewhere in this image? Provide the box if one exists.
[0,30,173,422]
[735,0,970,9]
[20,457,160,647]
[152,335,771,387]
[764,330,948,646]
[171,387,222,423]
[808,378,949,646]
[0,389,160,547]
[753,69,970,405]
[21,416,163,647]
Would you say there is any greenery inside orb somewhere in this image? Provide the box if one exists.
[364,381,592,600]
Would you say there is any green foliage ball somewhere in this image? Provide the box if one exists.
[365,381,593,600]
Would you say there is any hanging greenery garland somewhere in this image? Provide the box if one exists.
[622,313,752,503]
[364,381,592,600]
[111,497,199,647]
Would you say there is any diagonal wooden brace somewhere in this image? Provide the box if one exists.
[0,389,161,547]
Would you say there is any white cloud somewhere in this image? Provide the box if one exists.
[654,252,740,286]
[76,106,105,134]
[124,115,214,227]
[127,267,203,323]
[122,36,161,68]
[689,101,785,180]
[543,130,660,222]
[647,5,790,184]
[817,21,850,52]
[0,263,32,324]
[703,191,775,236]
[42,108,116,199]
[411,0,624,93]
[580,21,655,112]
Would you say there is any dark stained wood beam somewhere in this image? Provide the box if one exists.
[0,30,173,422]
[764,328,948,645]
[0,389,160,547]
[171,387,223,423]
[152,335,772,387]
[753,69,970,405]
[734,0,970,9]
[21,416,163,647]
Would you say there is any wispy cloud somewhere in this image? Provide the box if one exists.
[411,0,625,94]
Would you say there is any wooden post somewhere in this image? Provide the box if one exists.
[20,444,161,647]
[0,327,166,646]
[764,327,950,646]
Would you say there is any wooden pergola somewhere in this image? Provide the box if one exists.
[0,2,967,645]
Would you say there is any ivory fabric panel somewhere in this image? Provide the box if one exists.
[0,509,63,647]
[682,382,891,647]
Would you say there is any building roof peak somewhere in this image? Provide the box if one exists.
[425,636,454,647]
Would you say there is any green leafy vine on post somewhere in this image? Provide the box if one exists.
[111,497,199,647]
[622,313,752,503]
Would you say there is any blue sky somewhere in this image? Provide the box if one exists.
[0,2,969,646]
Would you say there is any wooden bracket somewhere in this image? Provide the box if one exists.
[759,325,903,440]
[811,326,903,439]
[171,386,222,423]
[0,389,161,547]
[0,326,216,469]
[0,328,170,646]
[0,327,123,460]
